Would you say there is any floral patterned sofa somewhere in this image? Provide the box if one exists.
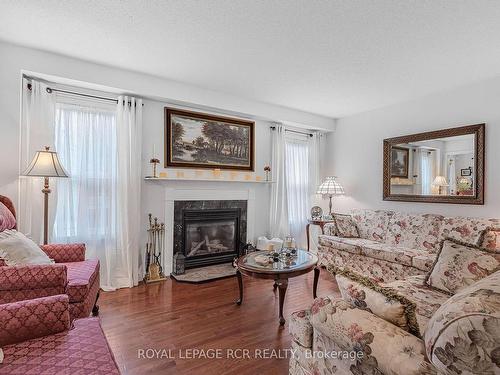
[0,195,100,320]
[318,209,500,283]
[289,268,500,375]
[0,294,119,374]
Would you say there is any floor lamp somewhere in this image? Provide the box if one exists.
[316,176,345,215]
[22,146,69,245]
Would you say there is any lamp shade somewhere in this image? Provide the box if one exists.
[432,176,449,187]
[22,146,69,178]
[316,176,345,196]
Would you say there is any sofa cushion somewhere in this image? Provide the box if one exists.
[411,254,435,272]
[0,202,16,232]
[351,209,394,242]
[383,275,448,335]
[439,216,497,246]
[319,235,382,255]
[333,213,359,238]
[424,271,500,375]
[0,317,120,374]
[359,242,430,268]
[386,212,444,253]
[289,309,313,348]
[62,259,99,303]
[425,239,500,295]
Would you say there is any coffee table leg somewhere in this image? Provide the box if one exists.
[277,279,288,326]
[236,269,243,305]
[306,223,311,251]
[313,266,320,299]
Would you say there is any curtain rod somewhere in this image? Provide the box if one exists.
[26,82,144,106]
[270,126,313,137]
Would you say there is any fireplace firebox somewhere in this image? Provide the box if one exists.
[173,200,247,269]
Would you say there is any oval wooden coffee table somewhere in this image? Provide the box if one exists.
[235,249,319,325]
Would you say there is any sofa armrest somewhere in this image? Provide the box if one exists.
[0,264,67,304]
[424,271,500,374]
[289,309,313,348]
[309,296,435,375]
[0,294,70,346]
[41,243,86,263]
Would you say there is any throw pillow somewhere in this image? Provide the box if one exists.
[0,230,52,266]
[332,266,420,337]
[425,238,500,295]
[0,202,16,232]
[333,213,359,238]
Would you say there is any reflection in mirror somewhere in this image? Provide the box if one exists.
[390,134,475,196]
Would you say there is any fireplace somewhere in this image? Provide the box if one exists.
[173,200,247,269]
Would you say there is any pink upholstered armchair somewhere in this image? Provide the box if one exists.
[0,195,100,320]
[0,295,119,374]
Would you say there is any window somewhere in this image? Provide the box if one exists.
[52,101,118,246]
[284,135,310,246]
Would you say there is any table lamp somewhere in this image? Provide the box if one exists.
[22,146,69,244]
[316,176,345,215]
[432,175,449,195]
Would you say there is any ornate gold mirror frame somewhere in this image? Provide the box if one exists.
[383,124,485,205]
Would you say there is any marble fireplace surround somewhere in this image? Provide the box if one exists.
[164,187,256,273]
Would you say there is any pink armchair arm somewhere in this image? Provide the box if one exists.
[0,294,70,346]
[0,264,67,304]
[41,243,86,263]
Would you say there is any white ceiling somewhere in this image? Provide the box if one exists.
[1,0,500,118]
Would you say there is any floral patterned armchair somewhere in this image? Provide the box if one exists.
[289,269,500,375]
[0,195,100,320]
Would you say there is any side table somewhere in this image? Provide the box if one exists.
[306,219,335,251]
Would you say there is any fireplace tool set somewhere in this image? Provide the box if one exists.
[144,214,167,283]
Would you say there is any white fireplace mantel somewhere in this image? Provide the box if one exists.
[163,187,256,274]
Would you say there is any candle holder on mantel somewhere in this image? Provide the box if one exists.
[148,158,160,178]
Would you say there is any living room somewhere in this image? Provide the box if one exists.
[0,1,499,375]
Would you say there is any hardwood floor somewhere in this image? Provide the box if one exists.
[99,267,338,375]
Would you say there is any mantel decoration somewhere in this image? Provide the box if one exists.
[144,214,167,283]
[264,165,271,181]
[165,108,255,171]
[22,146,69,245]
[149,157,160,178]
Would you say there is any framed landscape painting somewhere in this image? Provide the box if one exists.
[165,108,255,171]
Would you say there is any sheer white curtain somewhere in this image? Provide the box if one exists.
[269,124,320,248]
[269,124,289,239]
[115,96,143,288]
[420,151,432,195]
[19,78,56,243]
[53,99,119,290]
[285,134,311,248]
[53,95,143,290]
[447,156,457,194]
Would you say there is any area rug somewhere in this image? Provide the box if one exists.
[171,263,236,283]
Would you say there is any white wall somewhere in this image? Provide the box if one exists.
[323,76,500,217]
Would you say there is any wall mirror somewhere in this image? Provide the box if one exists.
[383,124,485,204]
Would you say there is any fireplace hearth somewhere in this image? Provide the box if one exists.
[173,200,247,269]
